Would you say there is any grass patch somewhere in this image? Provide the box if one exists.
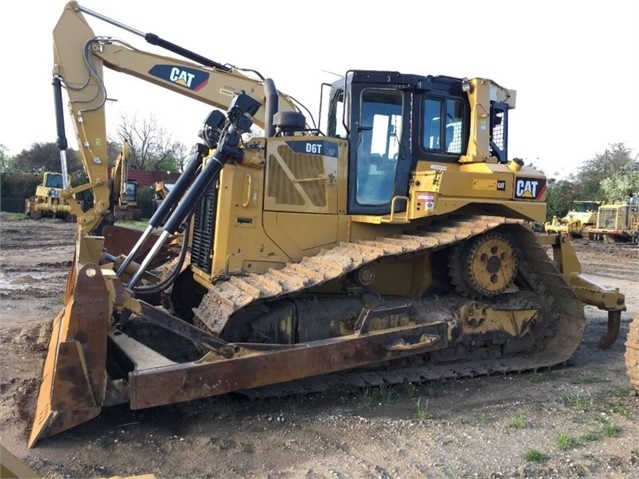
[2,212,29,221]
[118,220,149,230]
[565,393,589,411]
[478,412,495,424]
[508,413,526,429]
[611,386,631,398]
[360,384,395,407]
[581,431,599,442]
[571,374,607,384]
[282,395,311,414]
[523,449,548,463]
[556,432,579,451]
[589,392,635,420]
[601,422,620,437]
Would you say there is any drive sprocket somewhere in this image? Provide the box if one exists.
[449,231,520,298]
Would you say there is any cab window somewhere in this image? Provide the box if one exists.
[422,98,465,154]
[355,89,403,206]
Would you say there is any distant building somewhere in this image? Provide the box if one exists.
[126,170,181,189]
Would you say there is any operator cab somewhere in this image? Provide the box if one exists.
[326,71,512,216]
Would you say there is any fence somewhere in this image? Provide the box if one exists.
[0,197,26,214]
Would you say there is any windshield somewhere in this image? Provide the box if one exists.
[571,202,599,212]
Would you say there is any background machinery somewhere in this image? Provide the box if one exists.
[109,140,142,221]
[152,180,175,213]
[588,195,639,244]
[24,171,74,220]
[544,200,600,238]
[30,1,630,447]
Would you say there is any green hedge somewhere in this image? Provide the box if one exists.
[0,173,39,213]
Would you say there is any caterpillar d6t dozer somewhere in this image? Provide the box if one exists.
[30,1,628,447]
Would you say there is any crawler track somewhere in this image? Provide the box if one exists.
[626,313,639,392]
[194,215,586,396]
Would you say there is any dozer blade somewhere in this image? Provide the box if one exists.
[29,251,111,447]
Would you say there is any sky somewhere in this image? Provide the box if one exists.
[1,0,638,179]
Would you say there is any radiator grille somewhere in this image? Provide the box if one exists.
[597,208,618,229]
[266,146,327,208]
[190,181,218,274]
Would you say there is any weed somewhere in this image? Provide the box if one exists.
[556,432,579,451]
[508,413,526,429]
[360,384,395,406]
[478,412,495,424]
[610,386,631,398]
[405,382,417,398]
[283,396,309,414]
[416,397,429,420]
[360,388,375,407]
[589,393,634,420]
[565,393,589,411]
[523,449,548,463]
[424,382,436,398]
[601,422,620,437]
[581,431,599,442]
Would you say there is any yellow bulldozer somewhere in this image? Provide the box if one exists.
[587,195,639,244]
[29,1,635,448]
[24,171,74,220]
[543,200,600,238]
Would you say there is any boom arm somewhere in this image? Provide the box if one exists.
[53,1,302,234]
[110,140,131,210]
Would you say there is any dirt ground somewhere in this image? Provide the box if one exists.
[0,212,637,479]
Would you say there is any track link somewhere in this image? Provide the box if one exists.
[193,215,586,397]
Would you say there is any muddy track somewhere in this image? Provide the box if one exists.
[626,313,639,391]
[194,215,586,397]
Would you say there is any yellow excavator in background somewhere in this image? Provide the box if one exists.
[152,180,175,212]
[109,140,142,221]
[30,1,632,448]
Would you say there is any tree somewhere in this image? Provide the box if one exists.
[0,144,15,173]
[545,178,577,221]
[113,113,187,171]
[171,142,191,173]
[12,142,82,175]
[573,143,637,200]
[599,166,639,202]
